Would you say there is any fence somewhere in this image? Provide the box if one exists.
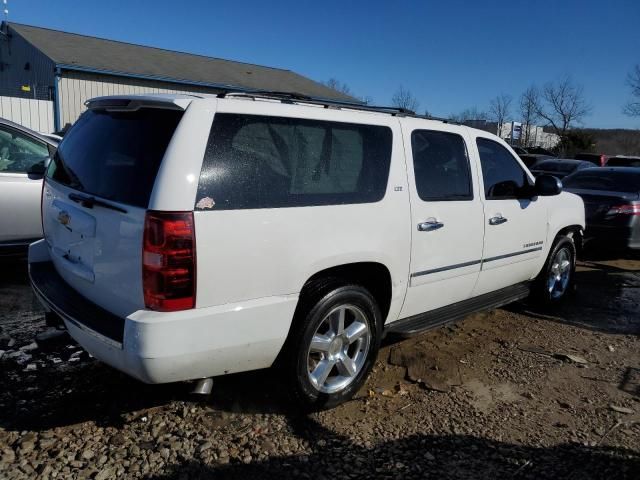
[0,96,55,134]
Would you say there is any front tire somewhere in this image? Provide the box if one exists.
[531,235,576,304]
[284,283,382,409]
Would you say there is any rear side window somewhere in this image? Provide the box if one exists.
[47,108,183,208]
[196,114,392,210]
[563,171,640,193]
[411,130,472,201]
[476,138,529,199]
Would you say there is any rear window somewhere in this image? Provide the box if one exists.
[196,113,393,210]
[533,161,578,173]
[607,157,640,168]
[47,108,183,208]
[564,171,640,193]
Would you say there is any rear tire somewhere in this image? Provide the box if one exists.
[283,283,382,410]
[531,235,576,305]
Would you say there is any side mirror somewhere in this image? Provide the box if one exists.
[27,161,47,176]
[535,174,562,196]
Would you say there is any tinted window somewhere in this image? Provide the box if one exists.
[607,157,640,168]
[411,130,472,201]
[196,114,392,210]
[532,161,580,173]
[0,125,49,174]
[47,108,183,208]
[563,171,640,193]
[476,138,529,199]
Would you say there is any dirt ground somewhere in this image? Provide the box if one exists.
[0,252,639,479]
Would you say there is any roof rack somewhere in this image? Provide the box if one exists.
[215,88,461,125]
[216,89,417,117]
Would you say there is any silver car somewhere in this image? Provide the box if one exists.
[0,118,59,256]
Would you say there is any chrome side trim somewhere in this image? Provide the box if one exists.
[482,247,543,264]
[409,247,543,278]
[411,259,481,278]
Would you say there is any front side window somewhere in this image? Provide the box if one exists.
[196,114,393,210]
[411,130,472,201]
[0,126,49,174]
[476,138,529,199]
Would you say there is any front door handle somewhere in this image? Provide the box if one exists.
[417,218,444,232]
[489,215,508,226]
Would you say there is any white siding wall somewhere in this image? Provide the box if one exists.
[58,71,221,127]
[0,96,55,134]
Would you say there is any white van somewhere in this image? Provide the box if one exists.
[29,92,584,408]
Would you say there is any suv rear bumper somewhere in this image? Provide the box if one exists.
[29,240,298,384]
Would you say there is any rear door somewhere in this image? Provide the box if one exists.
[472,136,548,296]
[0,124,50,244]
[399,123,485,318]
[42,104,185,317]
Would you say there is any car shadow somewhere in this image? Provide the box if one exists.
[506,255,639,335]
[0,349,305,432]
[144,415,640,480]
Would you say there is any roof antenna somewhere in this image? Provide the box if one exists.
[0,1,7,37]
[1,0,7,32]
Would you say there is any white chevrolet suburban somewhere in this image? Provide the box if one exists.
[29,92,585,408]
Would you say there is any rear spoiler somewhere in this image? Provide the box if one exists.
[85,96,193,112]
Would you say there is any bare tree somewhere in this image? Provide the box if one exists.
[391,86,420,112]
[324,78,372,104]
[519,86,540,147]
[489,94,512,137]
[324,78,353,96]
[535,76,592,154]
[449,106,488,123]
[623,64,640,117]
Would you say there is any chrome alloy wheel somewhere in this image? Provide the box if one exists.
[547,247,572,299]
[306,304,371,394]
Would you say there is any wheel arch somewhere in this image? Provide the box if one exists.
[273,261,393,371]
[299,262,393,323]
[554,224,584,257]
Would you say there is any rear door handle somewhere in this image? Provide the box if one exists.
[489,215,508,226]
[417,218,444,232]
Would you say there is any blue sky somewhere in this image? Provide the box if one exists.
[6,0,640,128]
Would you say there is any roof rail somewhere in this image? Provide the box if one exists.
[216,89,416,117]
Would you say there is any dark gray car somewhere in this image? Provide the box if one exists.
[530,159,593,179]
[563,167,640,250]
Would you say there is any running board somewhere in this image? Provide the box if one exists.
[385,282,531,337]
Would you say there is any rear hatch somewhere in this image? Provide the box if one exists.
[42,102,184,318]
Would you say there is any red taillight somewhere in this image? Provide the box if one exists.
[606,204,640,216]
[143,211,196,312]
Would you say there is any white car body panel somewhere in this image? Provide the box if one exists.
[29,93,585,385]
[42,179,147,318]
[469,132,550,296]
[0,172,43,243]
[398,120,485,318]
[193,99,410,323]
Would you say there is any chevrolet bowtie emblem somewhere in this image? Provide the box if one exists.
[58,210,71,226]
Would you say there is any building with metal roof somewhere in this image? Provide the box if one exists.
[0,22,351,131]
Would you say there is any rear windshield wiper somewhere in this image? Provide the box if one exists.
[68,192,128,214]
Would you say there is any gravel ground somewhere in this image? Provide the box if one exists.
[1,252,639,479]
